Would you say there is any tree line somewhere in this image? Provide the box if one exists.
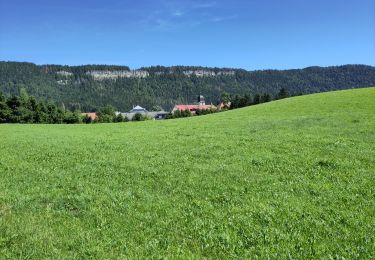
[226,87,290,109]
[0,90,147,124]
[0,89,82,124]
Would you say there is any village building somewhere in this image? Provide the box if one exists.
[149,111,169,120]
[198,95,205,105]
[119,105,168,120]
[129,105,148,113]
[172,95,216,114]
[81,112,97,121]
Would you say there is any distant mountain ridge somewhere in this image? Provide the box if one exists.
[0,61,374,111]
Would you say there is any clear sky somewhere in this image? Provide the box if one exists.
[0,0,374,70]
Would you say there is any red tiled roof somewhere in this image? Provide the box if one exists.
[174,104,215,111]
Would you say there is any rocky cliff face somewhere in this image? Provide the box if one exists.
[56,69,235,80]
[57,71,73,76]
[182,70,235,77]
[86,70,149,80]
[152,70,236,77]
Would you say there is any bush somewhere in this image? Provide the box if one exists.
[132,113,147,121]
[97,105,116,123]
[64,111,82,124]
[82,115,93,124]
[113,113,125,123]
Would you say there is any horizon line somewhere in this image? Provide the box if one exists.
[0,60,374,72]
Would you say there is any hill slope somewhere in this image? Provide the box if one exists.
[0,88,374,258]
[1,61,374,111]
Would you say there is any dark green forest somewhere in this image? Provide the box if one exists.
[0,61,374,111]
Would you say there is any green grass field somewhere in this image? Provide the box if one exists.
[1,88,374,258]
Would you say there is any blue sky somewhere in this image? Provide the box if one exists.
[0,0,374,70]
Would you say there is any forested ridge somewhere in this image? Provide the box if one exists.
[0,61,374,111]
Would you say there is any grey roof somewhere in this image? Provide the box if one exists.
[129,105,148,113]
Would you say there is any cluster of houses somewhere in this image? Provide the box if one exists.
[82,95,229,121]
[118,106,169,120]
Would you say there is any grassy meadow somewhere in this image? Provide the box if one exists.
[0,87,374,258]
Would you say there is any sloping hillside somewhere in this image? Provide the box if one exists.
[0,61,374,111]
[0,88,374,258]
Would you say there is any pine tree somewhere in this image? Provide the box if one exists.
[277,88,288,99]
[114,113,124,122]
[0,91,10,123]
[253,94,261,104]
[261,93,271,103]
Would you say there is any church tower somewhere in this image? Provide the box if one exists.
[198,95,205,105]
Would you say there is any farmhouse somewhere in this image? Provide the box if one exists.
[81,112,97,120]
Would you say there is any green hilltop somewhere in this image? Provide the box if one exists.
[0,87,374,258]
